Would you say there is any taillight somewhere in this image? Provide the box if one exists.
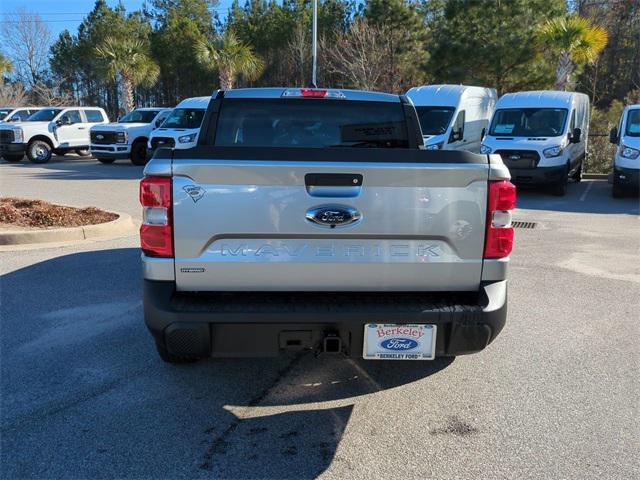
[484,180,516,259]
[139,176,173,257]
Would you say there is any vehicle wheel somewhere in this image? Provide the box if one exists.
[130,140,148,166]
[551,165,569,196]
[612,182,625,198]
[75,148,91,157]
[96,157,116,164]
[572,163,582,182]
[26,140,53,164]
[2,154,23,163]
[155,342,200,364]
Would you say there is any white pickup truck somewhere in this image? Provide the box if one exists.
[0,107,41,123]
[90,108,172,165]
[0,107,108,163]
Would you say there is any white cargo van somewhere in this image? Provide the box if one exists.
[481,91,589,196]
[147,96,209,156]
[609,105,640,197]
[406,85,497,152]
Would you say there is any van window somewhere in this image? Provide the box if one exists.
[85,110,105,123]
[449,110,465,142]
[414,107,455,135]
[489,108,568,137]
[161,108,205,129]
[214,98,409,149]
[625,110,640,137]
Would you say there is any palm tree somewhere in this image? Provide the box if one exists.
[539,15,608,91]
[95,36,159,112]
[0,52,12,84]
[195,30,263,90]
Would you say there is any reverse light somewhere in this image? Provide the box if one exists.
[178,133,197,144]
[484,180,516,259]
[480,144,492,154]
[543,145,563,158]
[139,176,173,257]
[281,88,345,99]
[620,145,640,159]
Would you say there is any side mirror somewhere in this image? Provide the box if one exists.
[56,116,71,126]
[609,127,618,144]
[155,120,162,128]
[570,127,582,144]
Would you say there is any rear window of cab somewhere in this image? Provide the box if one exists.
[214,98,409,149]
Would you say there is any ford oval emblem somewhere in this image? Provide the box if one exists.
[380,338,419,351]
[509,154,521,161]
[96,134,104,139]
[306,205,361,228]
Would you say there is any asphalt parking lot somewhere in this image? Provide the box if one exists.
[1,157,639,479]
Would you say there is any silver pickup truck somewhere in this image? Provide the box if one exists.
[139,88,516,363]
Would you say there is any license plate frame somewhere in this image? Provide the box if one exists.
[362,323,437,360]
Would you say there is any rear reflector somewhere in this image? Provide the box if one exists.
[484,180,516,259]
[140,176,173,257]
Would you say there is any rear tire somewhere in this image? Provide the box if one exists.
[26,140,53,164]
[130,140,148,166]
[155,342,200,364]
[572,163,582,182]
[75,148,91,157]
[96,157,116,164]
[2,154,23,163]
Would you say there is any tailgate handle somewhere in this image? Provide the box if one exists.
[305,173,362,198]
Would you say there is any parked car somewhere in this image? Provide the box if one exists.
[90,108,172,165]
[481,90,589,196]
[0,107,108,163]
[0,107,42,123]
[406,84,497,152]
[609,104,640,197]
[139,87,515,363]
[147,96,209,157]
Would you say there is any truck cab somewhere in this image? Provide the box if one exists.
[406,85,497,153]
[0,107,41,123]
[90,108,172,165]
[481,91,589,196]
[609,105,640,197]
[140,88,515,363]
[0,107,108,163]
[147,97,209,156]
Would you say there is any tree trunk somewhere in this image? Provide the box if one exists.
[219,67,234,90]
[555,50,574,91]
[122,72,135,112]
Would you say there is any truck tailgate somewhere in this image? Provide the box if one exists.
[172,149,488,292]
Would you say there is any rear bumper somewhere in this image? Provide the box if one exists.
[614,166,640,190]
[509,165,566,185]
[143,280,508,358]
[0,143,26,155]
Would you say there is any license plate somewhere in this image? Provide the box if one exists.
[363,324,436,360]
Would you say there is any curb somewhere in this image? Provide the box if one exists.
[0,212,136,246]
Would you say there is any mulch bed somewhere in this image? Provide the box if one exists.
[0,197,118,228]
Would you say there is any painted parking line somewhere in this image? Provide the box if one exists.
[579,181,594,201]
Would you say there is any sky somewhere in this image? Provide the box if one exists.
[0,0,237,38]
